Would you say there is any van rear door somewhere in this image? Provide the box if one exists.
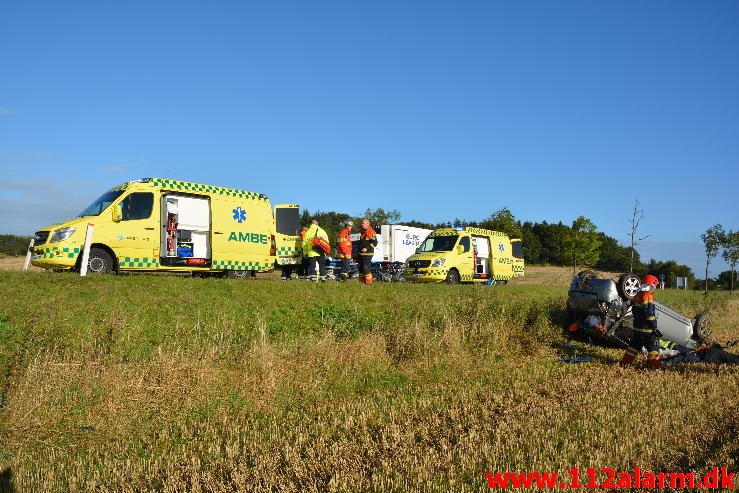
[274,204,301,265]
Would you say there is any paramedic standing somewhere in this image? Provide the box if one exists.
[337,220,354,281]
[357,219,377,284]
[620,274,661,369]
[302,220,329,282]
[297,226,308,279]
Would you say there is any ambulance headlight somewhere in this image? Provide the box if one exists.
[431,258,446,267]
[50,227,76,242]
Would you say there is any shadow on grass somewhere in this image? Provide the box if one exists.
[0,467,15,493]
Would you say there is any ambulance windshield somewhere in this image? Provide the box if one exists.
[416,235,458,252]
[78,190,124,216]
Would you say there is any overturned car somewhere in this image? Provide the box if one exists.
[567,271,712,349]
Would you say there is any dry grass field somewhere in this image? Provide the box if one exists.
[0,266,737,492]
[0,255,42,272]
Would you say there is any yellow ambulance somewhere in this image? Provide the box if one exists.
[404,227,524,284]
[31,178,301,278]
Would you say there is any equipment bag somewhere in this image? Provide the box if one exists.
[312,236,330,255]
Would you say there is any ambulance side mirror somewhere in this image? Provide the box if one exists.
[112,204,122,222]
[456,244,464,255]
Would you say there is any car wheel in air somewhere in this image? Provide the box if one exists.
[617,273,641,300]
[693,313,713,341]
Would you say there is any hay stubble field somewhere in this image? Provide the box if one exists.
[0,264,737,492]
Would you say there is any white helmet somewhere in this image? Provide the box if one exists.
[344,220,354,227]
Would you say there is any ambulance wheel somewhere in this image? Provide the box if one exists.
[226,269,251,280]
[445,269,460,284]
[87,248,114,274]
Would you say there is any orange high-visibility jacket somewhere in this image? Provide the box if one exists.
[337,227,353,258]
[633,288,658,332]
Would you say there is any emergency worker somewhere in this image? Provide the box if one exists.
[337,220,354,281]
[302,220,329,282]
[357,218,377,284]
[620,274,661,369]
[297,226,308,279]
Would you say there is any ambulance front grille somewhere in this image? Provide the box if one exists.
[408,260,431,268]
[34,231,50,245]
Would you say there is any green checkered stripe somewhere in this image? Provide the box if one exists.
[464,227,509,237]
[212,259,270,271]
[461,274,474,282]
[120,257,160,268]
[493,273,512,281]
[276,245,299,256]
[151,178,264,200]
[41,246,81,259]
[429,229,458,237]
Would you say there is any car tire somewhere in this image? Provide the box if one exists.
[577,270,599,279]
[87,248,114,274]
[226,269,251,279]
[693,313,713,341]
[445,269,460,284]
[617,273,641,300]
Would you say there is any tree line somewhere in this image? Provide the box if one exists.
[303,207,739,291]
[3,207,735,290]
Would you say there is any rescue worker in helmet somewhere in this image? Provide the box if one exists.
[357,218,377,284]
[336,220,354,281]
[620,274,661,369]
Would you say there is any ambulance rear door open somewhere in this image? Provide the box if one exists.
[274,204,301,265]
[472,235,491,279]
[159,193,212,266]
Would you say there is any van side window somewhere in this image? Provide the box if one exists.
[459,236,470,253]
[121,193,154,220]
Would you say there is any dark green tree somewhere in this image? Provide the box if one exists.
[701,224,725,293]
[300,209,354,245]
[404,219,436,230]
[716,270,736,291]
[721,229,738,293]
[561,216,601,274]
[595,233,633,272]
[0,235,33,256]
[642,259,694,288]
[479,207,523,239]
[520,221,544,264]
[361,208,401,227]
[533,221,570,265]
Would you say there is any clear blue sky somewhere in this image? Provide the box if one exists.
[1,1,737,278]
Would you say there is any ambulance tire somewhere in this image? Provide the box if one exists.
[87,248,114,275]
[226,269,251,280]
[445,269,460,284]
